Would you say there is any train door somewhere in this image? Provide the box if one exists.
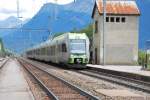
[56,41,59,63]
[62,43,67,62]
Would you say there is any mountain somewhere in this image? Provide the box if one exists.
[1,0,150,53]
[23,0,95,33]
[0,16,21,37]
[0,16,21,28]
[2,0,95,53]
[0,16,29,37]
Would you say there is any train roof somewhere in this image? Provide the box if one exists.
[26,33,87,52]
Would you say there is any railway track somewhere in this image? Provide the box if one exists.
[18,59,99,100]
[76,68,150,93]
[0,58,9,69]
[18,58,150,95]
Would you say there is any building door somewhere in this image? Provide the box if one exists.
[90,51,93,64]
[95,48,98,64]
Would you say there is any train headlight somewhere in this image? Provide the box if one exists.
[69,58,72,62]
[85,58,88,62]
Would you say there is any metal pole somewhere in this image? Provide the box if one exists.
[17,0,19,18]
[146,50,148,69]
[103,0,106,65]
[54,0,58,20]
[48,10,52,40]
[45,0,48,4]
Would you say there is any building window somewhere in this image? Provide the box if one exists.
[110,17,114,22]
[122,17,126,23]
[106,17,109,22]
[95,21,98,33]
[95,48,98,64]
[116,17,120,22]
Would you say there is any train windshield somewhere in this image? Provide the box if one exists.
[70,39,86,54]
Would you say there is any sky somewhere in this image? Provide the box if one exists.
[0,0,74,20]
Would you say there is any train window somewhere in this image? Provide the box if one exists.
[39,49,40,55]
[38,49,39,55]
[70,39,86,54]
[51,48,52,55]
[31,51,33,55]
[40,49,42,55]
[116,17,120,22]
[51,46,55,55]
[95,20,98,33]
[37,50,39,55]
[43,48,45,55]
[47,47,49,55]
[54,46,56,55]
[59,44,62,52]
[53,47,54,55]
[62,43,67,52]
[47,47,50,55]
[41,48,43,55]
[43,48,46,55]
[51,47,53,55]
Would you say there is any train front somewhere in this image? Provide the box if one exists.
[68,33,89,67]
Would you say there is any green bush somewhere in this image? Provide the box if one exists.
[71,24,93,38]
[138,50,146,65]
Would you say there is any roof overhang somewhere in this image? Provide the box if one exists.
[92,0,140,18]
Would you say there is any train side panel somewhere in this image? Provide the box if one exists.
[26,33,90,68]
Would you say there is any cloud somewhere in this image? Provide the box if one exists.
[0,8,26,14]
[0,0,74,20]
[47,0,74,4]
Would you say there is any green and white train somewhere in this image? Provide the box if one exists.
[26,33,89,68]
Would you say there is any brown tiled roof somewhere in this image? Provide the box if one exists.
[93,0,140,16]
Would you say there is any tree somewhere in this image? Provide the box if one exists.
[71,24,93,38]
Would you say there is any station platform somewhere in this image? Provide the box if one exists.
[0,58,8,69]
[87,64,150,77]
[0,59,34,100]
[0,58,4,61]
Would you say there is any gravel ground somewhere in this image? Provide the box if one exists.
[26,59,150,100]
[45,68,146,100]
[21,65,51,100]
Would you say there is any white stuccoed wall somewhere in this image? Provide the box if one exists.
[93,8,139,65]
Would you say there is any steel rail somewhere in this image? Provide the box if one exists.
[76,68,150,93]
[18,60,59,100]
[88,68,150,86]
[0,58,9,69]
[86,67,150,85]
[18,58,99,100]
[19,58,150,93]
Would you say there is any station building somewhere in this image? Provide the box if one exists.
[91,0,140,65]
